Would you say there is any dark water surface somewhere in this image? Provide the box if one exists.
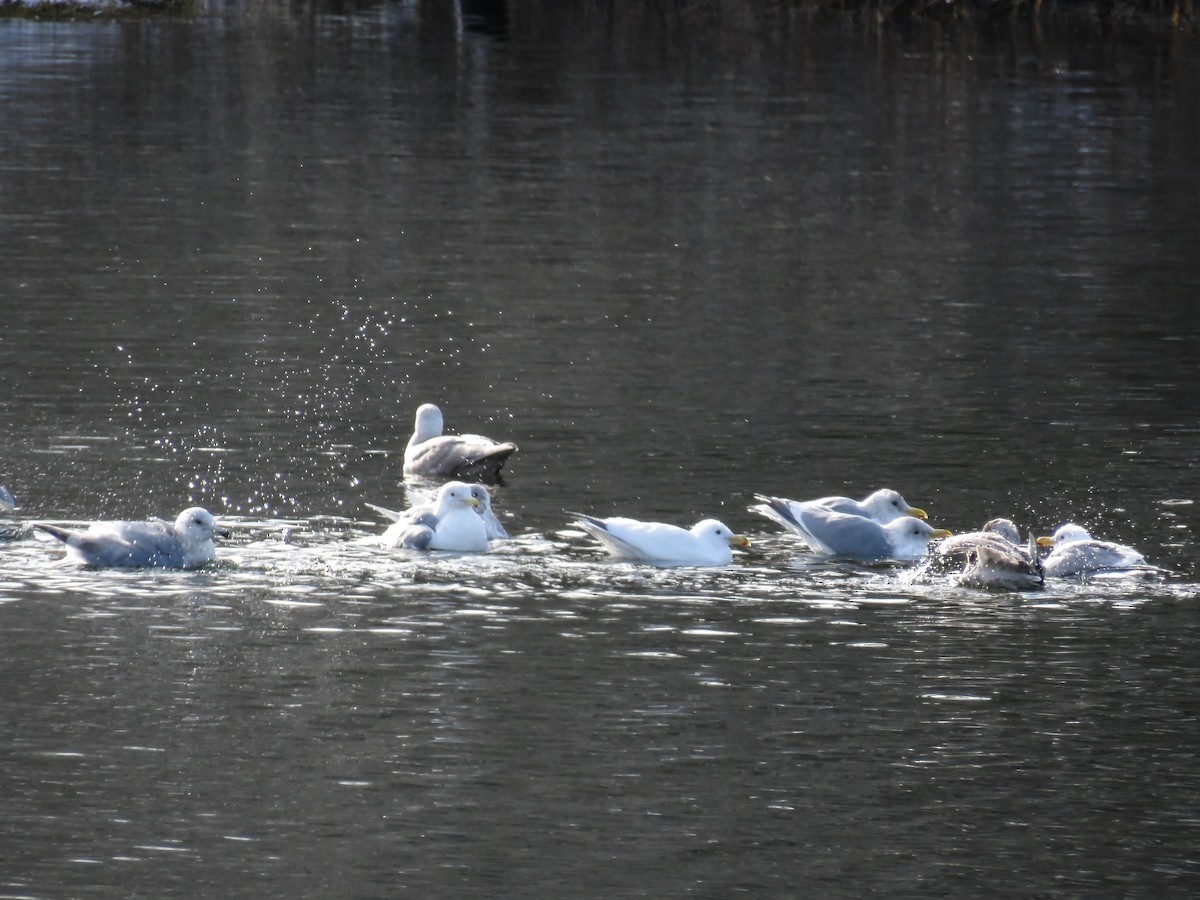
[2,3,1199,897]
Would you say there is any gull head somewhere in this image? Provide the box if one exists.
[863,489,926,522]
[1037,523,1093,548]
[982,517,1021,545]
[412,403,445,442]
[439,482,481,510]
[174,507,227,545]
[886,517,952,544]
[693,519,751,549]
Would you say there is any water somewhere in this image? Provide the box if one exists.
[2,3,1200,896]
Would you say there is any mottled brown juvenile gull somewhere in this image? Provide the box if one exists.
[753,497,949,563]
[1036,523,1148,578]
[33,507,228,569]
[403,403,517,482]
[927,518,1043,590]
[378,482,489,552]
[568,513,750,567]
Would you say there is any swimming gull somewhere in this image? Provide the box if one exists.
[925,518,1043,590]
[378,481,490,552]
[33,507,228,569]
[403,403,517,482]
[567,513,750,567]
[367,483,508,541]
[753,498,950,562]
[1036,523,1148,578]
[0,484,24,540]
[750,489,927,553]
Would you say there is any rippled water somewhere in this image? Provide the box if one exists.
[2,3,1200,897]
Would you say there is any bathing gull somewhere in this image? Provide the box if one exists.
[926,518,1043,590]
[33,507,228,569]
[378,481,490,552]
[367,483,508,541]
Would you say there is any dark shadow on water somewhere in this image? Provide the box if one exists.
[462,0,508,37]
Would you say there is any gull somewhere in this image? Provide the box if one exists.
[33,507,228,569]
[753,498,950,562]
[750,489,926,553]
[403,403,517,482]
[0,484,24,541]
[926,518,1043,590]
[806,488,928,522]
[1036,523,1148,578]
[366,483,508,540]
[567,513,750,567]
[378,481,489,552]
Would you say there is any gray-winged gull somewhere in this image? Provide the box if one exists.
[367,483,508,541]
[750,489,927,553]
[568,513,750,567]
[378,481,490,552]
[0,484,24,541]
[753,497,950,562]
[1036,523,1149,577]
[403,403,517,482]
[33,507,228,569]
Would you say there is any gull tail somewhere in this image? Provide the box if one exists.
[453,444,518,482]
[32,522,74,544]
[365,502,405,522]
[749,494,804,531]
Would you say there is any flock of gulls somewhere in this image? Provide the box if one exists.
[2,403,1159,590]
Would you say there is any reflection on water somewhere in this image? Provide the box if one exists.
[1,3,1199,897]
